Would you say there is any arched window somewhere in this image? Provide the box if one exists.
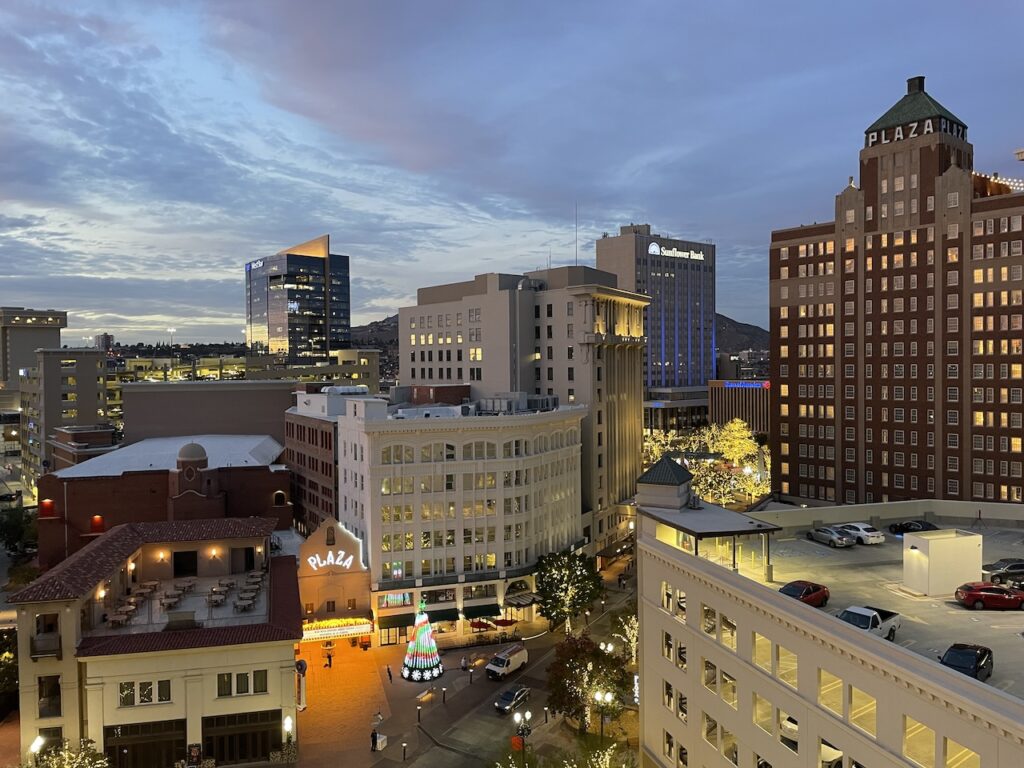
[325,527,335,546]
[273,490,286,507]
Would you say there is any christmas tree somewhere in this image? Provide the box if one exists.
[401,601,444,681]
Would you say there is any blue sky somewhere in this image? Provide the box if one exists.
[1,1,1022,343]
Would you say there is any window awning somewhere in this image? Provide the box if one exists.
[462,603,501,619]
[597,541,634,559]
[504,592,540,607]
[427,608,460,623]
[377,612,416,629]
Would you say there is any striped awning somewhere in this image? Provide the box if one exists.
[503,592,540,607]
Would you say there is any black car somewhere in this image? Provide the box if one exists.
[888,520,939,535]
[938,643,993,681]
[982,558,1024,585]
[494,684,531,714]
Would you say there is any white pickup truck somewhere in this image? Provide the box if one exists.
[836,606,901,640]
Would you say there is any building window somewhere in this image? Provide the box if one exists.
[903,715,935,767]
[946,191,959,208]
[326,600,336,613]
[39,676,62,718]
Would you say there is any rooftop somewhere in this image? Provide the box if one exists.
[51,434,284,478]
[76,556,302,657]
[866,76,965,134]
[642,500,781,538]
[637,456,694,486]
[10,517,279,603]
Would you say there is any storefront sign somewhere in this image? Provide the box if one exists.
[723,381,770,389]
[187,744,202,767]
[307,549,355,571]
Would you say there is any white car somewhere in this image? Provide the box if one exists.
[838,522,885,545]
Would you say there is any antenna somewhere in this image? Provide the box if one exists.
[574,201,578,266]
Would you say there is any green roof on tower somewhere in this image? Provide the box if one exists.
[637,455,693,487]
[866,76,965,135]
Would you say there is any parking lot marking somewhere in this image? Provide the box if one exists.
[899,639,916,647]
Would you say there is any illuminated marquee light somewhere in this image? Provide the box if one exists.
[307,549,355,571]
[723,381,770,389]
[647,242,705,261]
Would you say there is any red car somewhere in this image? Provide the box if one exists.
[955,582,1024,610]
[779,580,830,607]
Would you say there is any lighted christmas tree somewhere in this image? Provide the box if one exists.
[401,601,444,681]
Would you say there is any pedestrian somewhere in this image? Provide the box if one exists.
[325,651,333,668]
[460,655,467,671]
[386,664,393,683]
[371,728,378,752]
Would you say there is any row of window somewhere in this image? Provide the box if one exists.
[408,309,480,329]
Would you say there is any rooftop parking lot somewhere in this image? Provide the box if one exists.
[751,523,1024,699]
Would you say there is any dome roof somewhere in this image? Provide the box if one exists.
[177,442,208,462]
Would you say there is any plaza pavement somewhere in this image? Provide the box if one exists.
[295,556,636,767]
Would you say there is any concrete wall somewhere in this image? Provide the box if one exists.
[122,380,296,445]
[903,530,982,596]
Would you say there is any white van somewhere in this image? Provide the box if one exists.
[485,644,528,680]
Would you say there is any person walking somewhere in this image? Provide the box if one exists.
[371,729,378,752]
[386,664,393,683]
[460,655,468,671]
[324,651,333,669]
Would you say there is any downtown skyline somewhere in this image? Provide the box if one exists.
[1,0,1022,343]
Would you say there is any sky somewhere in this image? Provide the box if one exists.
[1,1,1022,344]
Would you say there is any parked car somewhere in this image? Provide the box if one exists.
[779,580,830,607]
[776,719,844,768]
[836,606,901,640]
[981,558,1024,585]
[779,714,800,742]
[806,527,856,548]
[938,643,993,681]
[837,522,885,545]
[888,520,939,535]
[954,582,1024,610]
[494,684,531,714]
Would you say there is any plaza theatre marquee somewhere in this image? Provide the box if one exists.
[297,519,374,641]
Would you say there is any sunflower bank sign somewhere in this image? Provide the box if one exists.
[648,242,705,260]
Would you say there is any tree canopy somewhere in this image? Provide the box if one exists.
[535,551,603,635]
[20,740,109,768]
[545,633,633,733]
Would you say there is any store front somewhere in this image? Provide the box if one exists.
[296,520,373,644]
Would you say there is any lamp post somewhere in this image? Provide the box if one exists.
[593,690,614,746]
[599,641,615,655]
[513,709,533,768]
[29,736,44,766]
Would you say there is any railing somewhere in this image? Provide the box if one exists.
[30,633,61,660]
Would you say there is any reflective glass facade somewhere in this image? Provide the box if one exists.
[245,237,350,364]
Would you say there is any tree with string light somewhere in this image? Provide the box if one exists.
[535,551,603,635]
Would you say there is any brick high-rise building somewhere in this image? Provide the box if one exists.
[771,76,1024,505]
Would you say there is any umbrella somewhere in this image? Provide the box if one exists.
[492,618,517,627]
[470,620,495,631]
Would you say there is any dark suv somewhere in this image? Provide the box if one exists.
[938,644,993,681]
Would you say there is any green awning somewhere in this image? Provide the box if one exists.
[377,612,416,629]
[462,603,501,619]
[427,608,460,623]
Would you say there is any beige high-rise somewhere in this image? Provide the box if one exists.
[20,348,107,491]
[398,266,648,555]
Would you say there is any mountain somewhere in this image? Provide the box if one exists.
[351,314,399,346]
[715,314,769,353]
[350,312,768,354]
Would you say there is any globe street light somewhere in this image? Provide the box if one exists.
[513,709,533,768]
[599,641,615,655]
[593,690,614,746]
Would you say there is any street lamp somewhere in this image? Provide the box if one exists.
[593,690,614,746]
[513,709,533,768]
[29,736,44,766]
[167,328,176,346]
[599,641,615,655]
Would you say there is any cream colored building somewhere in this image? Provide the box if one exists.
[637,473,1024,768]
[398,266,647,556]
[289,388,585,645]
[11,517,301,767]
[20,348,108,490]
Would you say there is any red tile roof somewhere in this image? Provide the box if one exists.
[76,556,302,657]
[10,518,279,604]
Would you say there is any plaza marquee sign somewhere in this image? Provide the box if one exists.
[865,117,966,149]
[648,242,705,260]
[307,549,355,571]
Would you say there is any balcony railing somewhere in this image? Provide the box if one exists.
[30,633,61,660]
